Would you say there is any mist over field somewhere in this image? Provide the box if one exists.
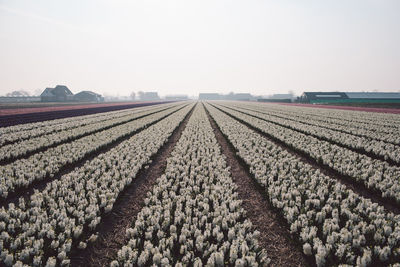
[1,0,400,97]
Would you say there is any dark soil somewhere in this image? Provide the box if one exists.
[69,104,195,267]
[0,105,188,208]
[204,104,311,267]
[210,103,400,215]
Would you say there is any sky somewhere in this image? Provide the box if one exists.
[0,0,399,97]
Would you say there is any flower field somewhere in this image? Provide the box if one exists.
[0,101,400,266]
[0,101,170,127]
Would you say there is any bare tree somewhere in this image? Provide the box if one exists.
[130,92,136,100]
[6,90,30,97]
[138,91,144,100]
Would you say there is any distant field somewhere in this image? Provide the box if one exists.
[281,102,400,114]
[0,101,174,127]
[324,102,400,109]
[0,101,99,109]
[0,101,167,114]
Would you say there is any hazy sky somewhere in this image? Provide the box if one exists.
[1,0,399,97]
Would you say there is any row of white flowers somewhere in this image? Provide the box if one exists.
[264,101,400,129]
[227,102,400,146]
[0,104,144,136]
[0,103,175,147]
[220,103,400,164]
[0,104,193,266]
[213,103,400,203]
[0,104,186,199]
[0,104,178,162]
[206,103,400,266]
[253,102,400,135]
[111,104,269,267]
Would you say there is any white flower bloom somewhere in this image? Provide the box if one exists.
[303,243,312,256]
[45,257,57,267]
[4,253,13,267]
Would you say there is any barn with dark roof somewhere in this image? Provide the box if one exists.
[74,91,104,102]
[40,85,74,102]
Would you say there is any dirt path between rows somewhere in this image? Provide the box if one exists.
[210,103,400,215]
[204,104,311,267]
[70,104,195,267]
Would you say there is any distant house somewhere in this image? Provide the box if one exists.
[298,92,348,103]
[269,93,294,99]
[165,95,188,101]
[229,93,253,101]
[41,85,74,102]
[74,91,104,102]
[298,91,400,104]
[140,92,160,101]
[258,98,292,103]
[199,93,255,101]
[258,93,293,103]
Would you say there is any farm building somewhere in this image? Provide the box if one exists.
[139,92,160,101]
[258,93,294,103]
[74,91,104,102]
[199,93,221,100]
[345,92,400,102]
[298,92,348,103]
[298,92,400,104]
[269,93,294,100]
[165,95,188,101]
[199,93,254,101]
[226,93,253,101]
[258,98,292,103]
[40,85,74,102]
